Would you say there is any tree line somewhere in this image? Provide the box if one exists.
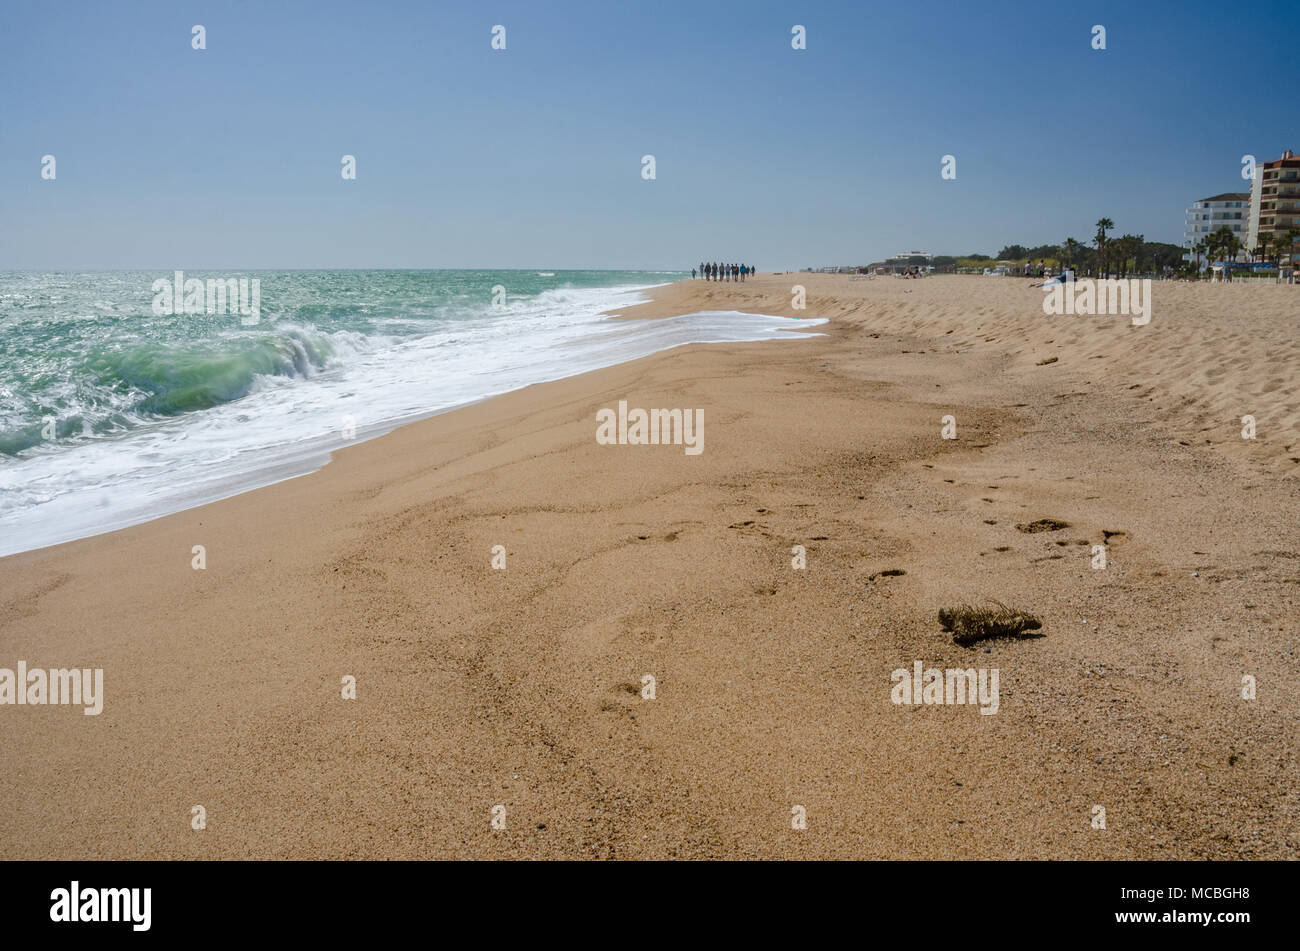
[931,219,1298,277]
[1184,225,1298,271]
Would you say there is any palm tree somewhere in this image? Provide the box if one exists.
[1192,240,1207,273]
[1257,232,1274,267]
[1207,226,1240,269]
[1062,237,1084,272]
[1205,234,1222,275]
[1222,233,1244,280]
[1094,218,1114,277]
[1280,229,1299,267]
[1113,234,1143,276]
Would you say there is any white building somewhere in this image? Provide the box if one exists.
[1183,193,1250,263]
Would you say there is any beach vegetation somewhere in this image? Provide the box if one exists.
[929,233,1184,278]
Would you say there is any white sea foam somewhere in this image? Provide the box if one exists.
[0,286,823,556]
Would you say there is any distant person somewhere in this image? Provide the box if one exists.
[691,267,696,279]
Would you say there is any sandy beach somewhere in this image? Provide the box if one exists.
[1,273,1296,860]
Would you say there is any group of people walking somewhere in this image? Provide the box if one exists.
[692,262,755,282]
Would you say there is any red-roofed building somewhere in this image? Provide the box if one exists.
[1248,150,1300,262]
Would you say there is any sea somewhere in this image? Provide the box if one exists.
[0,270,824,556]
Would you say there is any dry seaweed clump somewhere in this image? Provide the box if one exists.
[1015,518,1070,533]
[939,601,1044,646]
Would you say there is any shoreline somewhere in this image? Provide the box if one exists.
[1,274,1296,859]
[0,281,819,559]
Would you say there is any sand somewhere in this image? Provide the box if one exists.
[1,273,1296,859]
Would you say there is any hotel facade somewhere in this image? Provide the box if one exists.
[1183,193,1250,263]
[1247,149,1300,261]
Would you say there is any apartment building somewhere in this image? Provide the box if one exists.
[1183,193,1250,263]
[1247,149,1300,260]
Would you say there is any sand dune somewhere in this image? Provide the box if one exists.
[1,274,1296,859]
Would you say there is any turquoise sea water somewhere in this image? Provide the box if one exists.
[0,270,823,555]
[0,270,678,454]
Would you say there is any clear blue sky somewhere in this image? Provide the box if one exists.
[2,0,1296,269]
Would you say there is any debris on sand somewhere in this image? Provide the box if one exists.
[939,601,1044,646]
[869,568,907,581]
[1015,518,1070,533]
